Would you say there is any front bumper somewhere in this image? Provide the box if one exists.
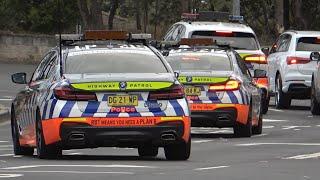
[189,103,249,127]
[41,116,190,148]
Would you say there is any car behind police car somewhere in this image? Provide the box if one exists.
[10,31,191,160]
[162,12,270,114]
[165,39,263,137]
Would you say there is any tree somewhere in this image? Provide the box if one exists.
[108,0,119,30]
[77,0,104,30]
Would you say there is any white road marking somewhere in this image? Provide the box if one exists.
[0,174,23,178]
[283,152,320,160]
[317,125,320,127]
[293,129,301,131]
[66,152,83,155]
[2,164,157,170]
[0,141,8,143]
[236,143,320,146]
[0,149,13,151]
[263,125,275,129]
[194,166,230,171]
[0,170,133,175]
[0,99,12,101]
[282,126,311,130]
[192,140,214,143]
[263,119,287,122]
[0,145,12,148]
[209,130,233,134]
[268,108,284,112]
[0,154,13,157]
[254,134,268,137]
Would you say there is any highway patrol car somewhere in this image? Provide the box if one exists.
[165,38,263,137]
[10,31,191,160]
[162,12,269,114]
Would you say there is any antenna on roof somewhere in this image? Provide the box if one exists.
[58,0,62,62]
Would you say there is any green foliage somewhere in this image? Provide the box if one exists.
[0,0,80,34]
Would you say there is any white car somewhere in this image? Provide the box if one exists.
[267,31,320,109]
[162,12,270,114]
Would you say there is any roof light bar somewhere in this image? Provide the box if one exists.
[85,30,128,40]
[55,34,83,41]
[131,33,152,40]
[181,11,244,23]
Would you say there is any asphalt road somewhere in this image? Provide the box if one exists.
[0,63,319,180]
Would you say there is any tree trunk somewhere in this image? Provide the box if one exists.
[108,0,119,30]
[180,0,189,13]
[143,0,148,33]
[293,0,308,29]
[77,0,104,30]
[275,0,284,35]
[154,0,159,39]
[135,1,142,30]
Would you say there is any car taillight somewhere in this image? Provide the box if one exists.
[244,54,267,64]
[209,80,240,92]
[286,56,310,65]
[148,84,184,100]
[54,86,97,101]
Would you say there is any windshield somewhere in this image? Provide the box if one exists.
[166,53,232,72]
[191,31,259,50]
[296,37,320,51]
[65,50,168,74]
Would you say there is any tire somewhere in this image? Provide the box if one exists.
[252,111,263,135]
[234,103,252,137]
[36,111,62,159]
[164,137,191,160]
[261,92,270,114]
[311,80,320,115]
[275,75,291,109]
[11,110,34,156]
[138,145,158,157]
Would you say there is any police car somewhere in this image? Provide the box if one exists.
[164,38,263,137]
[10,31,191,160]
[162,12,269,114]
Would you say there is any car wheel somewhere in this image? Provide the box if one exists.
[252,110,263,135]
[234,103,252,137]
[164,137,191,160]
[311,81,320,115]
[11,110,34,156]
[138,144,158,157]
[36,111,62,159]
[275,75,291,109]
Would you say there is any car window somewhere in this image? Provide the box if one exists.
[296,37,320,51]
[191,31,259,50]
[65,50,168,74]
[234,52,252,80]
[43,55,57,80]
[163,25,177,41]
[277,34,291,52]
[166,53,232,72]
[31,51,54,82]
[171,25,182,41]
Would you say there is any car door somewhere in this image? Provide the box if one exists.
[267,34,291,92]
[235,53,260,124]
[25,51,56,142]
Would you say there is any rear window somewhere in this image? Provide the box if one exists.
[166,53,232,72]
[65,50,168,74]
[191,31,259,50]
[296,37,320,51]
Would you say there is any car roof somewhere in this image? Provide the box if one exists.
[285,30,320,36]
[176,21,255,34]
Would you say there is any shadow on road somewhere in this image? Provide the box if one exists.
[58,155,166,161]
[192,133,235,139]
[269,104,310,111]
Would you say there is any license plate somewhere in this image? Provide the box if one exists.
[90,117,157,127]
[108,95,138,106]
[185,86,201,96]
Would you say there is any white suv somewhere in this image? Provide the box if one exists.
[267,31,320,109]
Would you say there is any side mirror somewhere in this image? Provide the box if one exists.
[149,40,159,49]
[162,50,170,57]
[11,72,27,84]
[261,47,270,56]
[310,52,320,61]
[174,72,179,78]
[253,69,267,78]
